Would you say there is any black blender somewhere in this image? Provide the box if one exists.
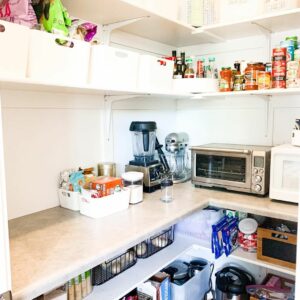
[125,121,169,193]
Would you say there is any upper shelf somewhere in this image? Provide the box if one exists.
[62,0,208,47]
[194,8,300,41]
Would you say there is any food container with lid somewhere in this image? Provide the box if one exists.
[121,172,144,204]
[238,218,258,252]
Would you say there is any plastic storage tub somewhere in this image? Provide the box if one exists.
[58,189,80,211]
[137,55,174,93]
[173,78,219,94]
[92,248,137,285]
[0,21,29,79]
[134,227,174,258]
[80,188,130,219]
[89,45,139,91]
[27,30,90,85]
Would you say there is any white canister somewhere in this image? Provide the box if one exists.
[121,172,144,204]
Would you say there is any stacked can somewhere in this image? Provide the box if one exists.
[272,47,287,89]
[287,60,300,88]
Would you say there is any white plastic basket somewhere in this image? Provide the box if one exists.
[0,21,29,79]
[80,188,130,219]
[89,45,139,91]
[27,30,90,85]
[137,55,174,93]
[292,130,300,146]
[173,78,219,94]
[262,0,300,13]
[58,189,80,211]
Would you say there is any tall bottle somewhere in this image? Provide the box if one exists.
[184,58,195,78]
[172,50,177,77]
[174,58,184,79]
[181,52,186,75]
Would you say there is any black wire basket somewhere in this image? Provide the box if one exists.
[134,227,174,259]
[92,248,137,285]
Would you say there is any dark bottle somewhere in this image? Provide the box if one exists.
[174,59,183,79]
[181,52,186,75]
[234,61,241,74]
[172,50,177,76]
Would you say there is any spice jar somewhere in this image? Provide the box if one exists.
[238,218,258,253]
[160,177,173,202]
[244,62,265,90]
[219,67,232,92]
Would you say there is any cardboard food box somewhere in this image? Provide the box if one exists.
[150,272,171,300]
[89,177,123,197]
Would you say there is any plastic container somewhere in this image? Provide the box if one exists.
[89,45,139,90]
[92,248,137,285]
[138,55,174,93]
[292,130,300,146]
[0,21,29,79]
[238,218,258,252]
[58,189,80,211]
[27,29,90,85]
[134,227,174,258]
[79,188,130,218]
[121,172,144,204]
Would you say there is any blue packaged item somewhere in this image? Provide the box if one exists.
[69,171,85,192]
[222,217,239,256]
[212,216,228,259]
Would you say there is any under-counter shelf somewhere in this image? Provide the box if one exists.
[8,183,297,300]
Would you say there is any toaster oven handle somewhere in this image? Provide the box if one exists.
[191,148,251,154]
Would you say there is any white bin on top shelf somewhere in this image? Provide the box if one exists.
[0,21,29,79]
[89,45,139,91]
[137,55,174,93]
[27,30,90,85]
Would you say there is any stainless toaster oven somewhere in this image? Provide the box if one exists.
[191,144,271,195]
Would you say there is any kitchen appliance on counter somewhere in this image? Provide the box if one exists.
[215,266,255,300]
[191,144,271,195]
[270,144,300,203]
[165,132,191,183]
[125,121,169,193]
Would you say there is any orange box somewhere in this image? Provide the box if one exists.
[90,177,123,197]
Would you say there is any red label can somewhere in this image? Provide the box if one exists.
[272,47,287,58]
[272,79,286,89]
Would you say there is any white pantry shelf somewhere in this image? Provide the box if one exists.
[193,8,300,41]
[62,0,208,47]
[193,88,300,99]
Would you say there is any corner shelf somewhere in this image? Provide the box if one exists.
[193,8,300,41]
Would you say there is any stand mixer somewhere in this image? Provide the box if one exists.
[165,132,191,183]
[125,121,169,193]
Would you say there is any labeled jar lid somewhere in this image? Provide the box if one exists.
[121,171,144,182]
[238,218,258,235]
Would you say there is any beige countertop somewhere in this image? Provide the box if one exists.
[9,183,298,300]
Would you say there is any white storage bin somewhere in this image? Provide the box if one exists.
[27,30,90,85]
[138,55,174,93]
[170,257,210,300]
[0,21,29,79]
[217,0,263,23]
[173,78,218,94]
[80,188,130,219]
[58,189,80,211]
[262,0,300,13]
[89,45,139,91]
[292,130,300,146]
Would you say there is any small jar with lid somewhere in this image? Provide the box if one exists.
[121,172,144,205]
[238,218,258,253]
[244,62,265,90]
[160,176,173,203]
[219,67,232,92]
[233,74,244,91]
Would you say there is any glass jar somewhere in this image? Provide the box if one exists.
[160,177,173,203]
[121,172,144,204]
[233,74,244,91]
[258,71,271,90]
[219,67,232,92]
[244,62,265,90]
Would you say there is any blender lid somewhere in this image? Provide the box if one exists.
[121,171,144,181]
[130,121,157,132]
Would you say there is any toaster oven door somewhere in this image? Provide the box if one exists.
[192,150,252,190]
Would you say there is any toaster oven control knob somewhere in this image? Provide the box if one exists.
[253,168,258,174]
[254,184,262,192]
[255,175,262,183]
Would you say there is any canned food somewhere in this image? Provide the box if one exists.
[272,69,286,77]
[272,60,286,68]
[258,71,271,90]
[280,40,295,62]
[272,47,287,58]
[233,74,244,91]
[287,60,299,71]
[272,78,286,89]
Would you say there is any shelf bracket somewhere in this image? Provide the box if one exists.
[100,16,150,45]
[251,22,272,60]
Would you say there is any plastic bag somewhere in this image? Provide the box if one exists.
[0,0,11,18]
